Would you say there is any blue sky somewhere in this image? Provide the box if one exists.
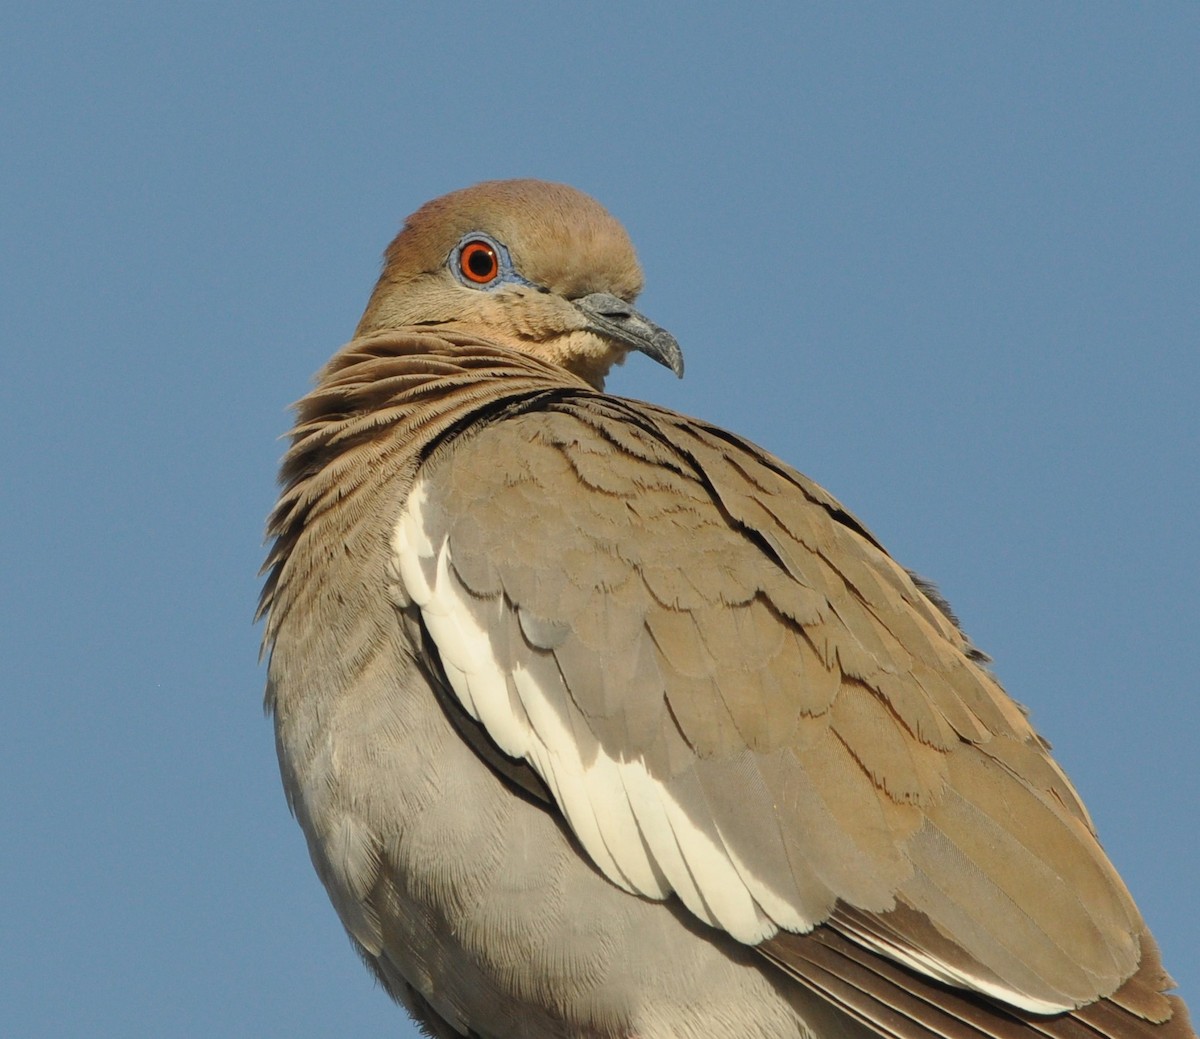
[2,4,1196,1035]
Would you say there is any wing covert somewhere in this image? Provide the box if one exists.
[390,394,1142,1013]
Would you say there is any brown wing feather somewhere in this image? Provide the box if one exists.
[762,922,1191,1039]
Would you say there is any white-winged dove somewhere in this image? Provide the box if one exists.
[261,180,1193,1039]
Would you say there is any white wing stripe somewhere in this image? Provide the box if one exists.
[393,477,790,943]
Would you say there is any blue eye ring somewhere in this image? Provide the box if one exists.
[449,233,538,291]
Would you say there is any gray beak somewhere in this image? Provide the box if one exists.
[574,292,685,378]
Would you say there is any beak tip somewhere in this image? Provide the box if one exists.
[641,327,684,379]
[668,349,685,379]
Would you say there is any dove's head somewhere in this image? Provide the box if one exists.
[355,179,683,389]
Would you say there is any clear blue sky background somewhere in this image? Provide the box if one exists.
[2,4,1195,1036]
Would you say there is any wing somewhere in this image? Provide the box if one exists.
[390,390,1159,1022]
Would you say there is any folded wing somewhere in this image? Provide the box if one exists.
[391,390,1171,1026]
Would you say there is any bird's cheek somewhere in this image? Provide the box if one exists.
[500,292,581,341]
[533,329,628,389]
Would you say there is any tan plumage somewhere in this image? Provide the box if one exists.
[261,180,1193,1039]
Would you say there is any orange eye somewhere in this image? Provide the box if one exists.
[459,240,500,284]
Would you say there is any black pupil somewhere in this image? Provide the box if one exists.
[467,246,495,278]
